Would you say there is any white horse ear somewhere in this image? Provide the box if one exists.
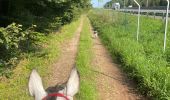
[66,67,80,97]
[28,69,47,100]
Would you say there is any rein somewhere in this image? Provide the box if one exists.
[42,93,69,100]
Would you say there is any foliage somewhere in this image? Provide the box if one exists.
[0,23,42,77]
[0,23,40,59]
[0,0,92,27]
[88,10,170,99]
[0,23,23,50]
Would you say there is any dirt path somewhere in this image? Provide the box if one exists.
[47,18,83,86]
[91,29,145,100]
[45,16,145,100]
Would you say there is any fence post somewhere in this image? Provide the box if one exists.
[147,11,149,17]
[162,13,165,20]
[154,12,156,19]
[134,0,141,41]
[164,0,169,52]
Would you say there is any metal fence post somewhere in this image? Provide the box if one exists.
[134,0,141,41]
[162,13,165,20]
[164,0,169,52]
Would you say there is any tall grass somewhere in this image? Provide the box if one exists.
[0,17,81,99]
[88,10,170,100]
[76,16,98,100]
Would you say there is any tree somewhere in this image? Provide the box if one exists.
[104,0,167,8]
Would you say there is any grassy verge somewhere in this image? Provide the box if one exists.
[0,17,81,99]
[88,10,170,100]
[75,16,98,100]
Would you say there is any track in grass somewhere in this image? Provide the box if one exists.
[75,16,97,100]
[44,15,146,100]
[47,17,83,86]
[91,28,146,100]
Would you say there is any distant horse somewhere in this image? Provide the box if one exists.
[28,67,80,100]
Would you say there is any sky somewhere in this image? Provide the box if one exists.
[91,0,111,8]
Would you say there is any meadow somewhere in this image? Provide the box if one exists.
[88,9,170,100]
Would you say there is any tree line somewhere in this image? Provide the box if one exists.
[104,0,167,8]
[0,0,91,27]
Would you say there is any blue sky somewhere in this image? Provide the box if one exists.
[91,0,111,8]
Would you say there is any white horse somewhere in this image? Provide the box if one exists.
[28,67,80,100]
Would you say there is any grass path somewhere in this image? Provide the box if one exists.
[75,16,98,100]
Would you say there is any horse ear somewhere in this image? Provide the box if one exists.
[66,67,80,96]
[28,69,47,100]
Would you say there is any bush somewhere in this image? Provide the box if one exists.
[0,23,43,74]
[0,23,23,50]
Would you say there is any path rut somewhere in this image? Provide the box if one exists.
[91,29,145,100]
[47,18,83,86]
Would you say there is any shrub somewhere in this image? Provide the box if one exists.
[0,23,43,72]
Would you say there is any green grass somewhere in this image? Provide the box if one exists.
[88,10,170,100]
[0,17,81,99]
[75,16,98,100]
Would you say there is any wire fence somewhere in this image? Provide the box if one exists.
[118,1,169,52]
[99,0,170,52]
